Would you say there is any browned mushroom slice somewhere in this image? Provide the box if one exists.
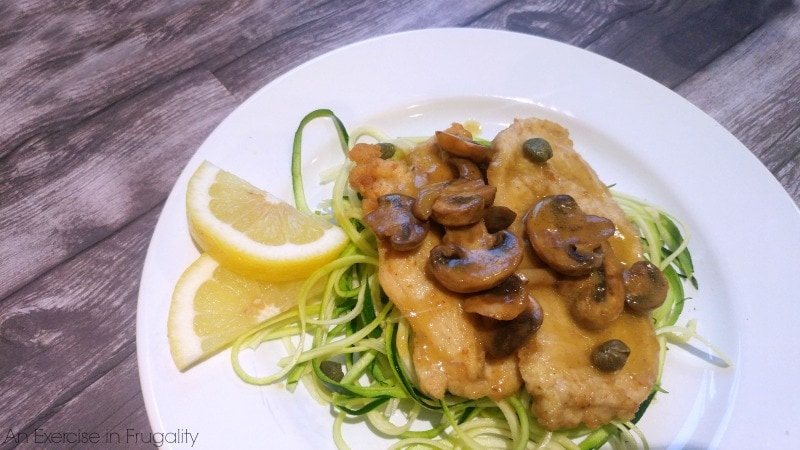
[526,194,615,276]
[428,220,523,293]
[449,157,483,181]
[562,241,625,330]
[363,193,428,251]
[448,179,496,204]
[414,179,497,226]
[623,260,669,314]
[431,194,485,227]
[413,180,449,221]
[484,300,544,359]
[431,180,496,227]
[435,130,496,164]
[483,205,517,233]
[463,273,529,320]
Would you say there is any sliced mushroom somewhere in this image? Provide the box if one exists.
[412,180,449,221]
[483,205,517,233]
[413,179,496,226]
[449,157,483,181]
[428,220,523,293]
[363,193,428,251]
[623,260,669,314]
[446,179,496,205]
[430,180,496,227]
[463,273,530,320]
[435,130,496,164]
[526,194,616,276]
[565,241,625,330]
[431,193,485,227]
[484,300,544,359]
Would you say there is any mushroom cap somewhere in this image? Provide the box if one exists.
[435,130,496,164]
[483,300,544,359]
[564,241,626,330]
[413,181,449,221]
[526,194,615,276]
[623,260,669,314]
[363,193,429,251]
[449,157,483,181]
[463,273,530,320]
[413,179,497,227]
[428,224,523,294]
[430,180,497,227]
[431,194,486,227]
[483,205,517,234]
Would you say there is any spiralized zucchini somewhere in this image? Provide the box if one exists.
[231,110,728,450]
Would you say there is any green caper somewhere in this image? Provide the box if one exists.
[319,360,344,382]
[591,339,630,372]
[378,142,396,159]
[522,137,553,164]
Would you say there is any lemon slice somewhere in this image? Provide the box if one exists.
[186,161,348,281]
[168,253,311,371]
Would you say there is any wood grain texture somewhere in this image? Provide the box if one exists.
[0,69,237,301]
[0,209,156,446]
[215,0,508,101]
[676,3,800,205]
[0,0,328,156]
[0,1,798,446]
[11,351,152,450]
[473,0,794,88]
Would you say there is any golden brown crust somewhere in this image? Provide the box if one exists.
[349,117,660,430]
[489,118,658,429]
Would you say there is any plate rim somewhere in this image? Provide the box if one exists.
[137,27,800,449]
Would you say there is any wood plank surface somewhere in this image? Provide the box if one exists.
[214,0,507,100]
[474,0,794,88]
[1,1,798,448]
[0,70,238,301]
[14,352,152,450]
[0,0,330,155]
[0,210,158,448]
[676,3,800,202]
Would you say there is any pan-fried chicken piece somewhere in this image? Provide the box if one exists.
[516,286,659,429]
[489,118,641,265]
[378,234,521,401]
[349,127,522,401]
[488,118,659,429]
[349,117,661,431]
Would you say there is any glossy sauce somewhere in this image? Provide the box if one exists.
[350,118,660,430]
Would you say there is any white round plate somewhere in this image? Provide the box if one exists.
[137,28,800,449]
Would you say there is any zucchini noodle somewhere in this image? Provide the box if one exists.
[230,110,729,449]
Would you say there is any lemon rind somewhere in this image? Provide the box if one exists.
[168,253,219,371]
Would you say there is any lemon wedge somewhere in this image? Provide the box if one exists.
[186,161,348,281]
[168,253,312,371]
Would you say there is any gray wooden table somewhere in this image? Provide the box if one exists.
[2,1,798,448]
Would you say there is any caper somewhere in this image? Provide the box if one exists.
[378,142,396,159]
[522,137,553,164]
[591,339,630,372]
[319,360,344,382]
